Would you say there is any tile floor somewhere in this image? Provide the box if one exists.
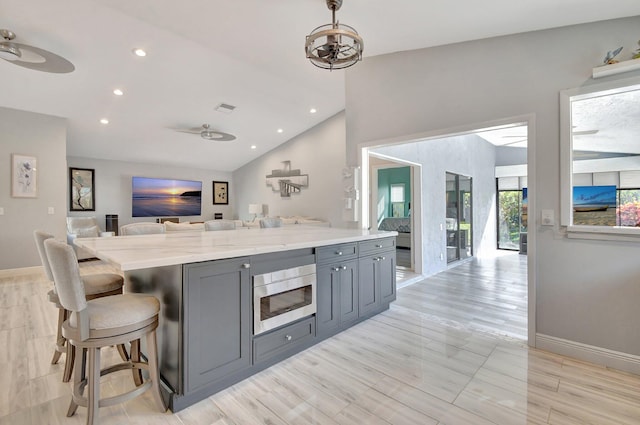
[1,253,639,424]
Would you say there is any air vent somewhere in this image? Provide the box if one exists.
[215,103,236,114]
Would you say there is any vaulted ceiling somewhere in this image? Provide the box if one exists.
[2,0,639,171]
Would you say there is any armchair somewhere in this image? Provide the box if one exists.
[66,217,112,260]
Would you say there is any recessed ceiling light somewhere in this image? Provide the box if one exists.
[277,128,284,133]
[132,48,146,57]
[251,145,257,150]
[100,118,109,124]
[309,108,317,114]
[113,89,124,96]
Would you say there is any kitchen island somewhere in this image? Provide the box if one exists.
[75,226,398,411]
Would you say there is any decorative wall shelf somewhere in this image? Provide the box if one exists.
[592,58,640,79]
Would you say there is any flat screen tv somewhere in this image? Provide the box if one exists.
[132,176,202,217]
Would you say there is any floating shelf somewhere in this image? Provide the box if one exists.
[592,58,640,79]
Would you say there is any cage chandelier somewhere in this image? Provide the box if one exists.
[305,0,363,70]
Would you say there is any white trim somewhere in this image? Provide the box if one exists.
[567,225,640,239]
[526,115,537,348]
[367,152,423,275]
[536,333,640,375]
[592,59,640,79]
[560,75,640,227]
[0,266,43,279]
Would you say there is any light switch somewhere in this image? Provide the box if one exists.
[541,209,554,226]
[0,207,4,215]
[48,207,55,215]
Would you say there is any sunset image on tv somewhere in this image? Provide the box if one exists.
[132,177,202,217]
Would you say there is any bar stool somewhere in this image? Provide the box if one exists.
[33,230,125,382]
[44,238,166,425]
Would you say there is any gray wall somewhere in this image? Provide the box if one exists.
[346,16,640,355]
[374,135,497,277]
[67,157,233,230]
[233,112,346,226]
[0,107,68,270]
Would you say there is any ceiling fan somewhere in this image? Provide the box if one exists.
[0,29,74,73]
[174,124,236,141]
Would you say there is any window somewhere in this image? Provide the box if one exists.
[390,184,405,202]
[560,76,640,236]
[390,183,405,217]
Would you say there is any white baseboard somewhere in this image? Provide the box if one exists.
[0,266,43,280]
[536,333,640,375]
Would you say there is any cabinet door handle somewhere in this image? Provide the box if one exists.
[336,251,343,256]
[375,244,383,248]
[342,265,347,270]
[332,267,340,272]
[380,256,385,261]
[241,263,251,269]
[285,335,292,341]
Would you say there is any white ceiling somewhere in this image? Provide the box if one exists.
[2,0,640,171]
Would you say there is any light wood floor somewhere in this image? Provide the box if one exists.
[2,253,640,424]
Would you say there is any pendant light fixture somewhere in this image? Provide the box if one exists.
[305,0,363,70]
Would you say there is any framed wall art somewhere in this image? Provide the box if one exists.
[213,181,229,205]
[11,154,38,198]
[69,167,95,211]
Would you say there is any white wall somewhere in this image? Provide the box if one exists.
[233,112,346,226]
[67,157,233,231]
[373,134,497,277]
[0,107,68,270]
[346,16,640,357]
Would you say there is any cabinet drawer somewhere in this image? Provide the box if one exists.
[253,317,315,364]
[359,237,396,256]
[316,243,357,264]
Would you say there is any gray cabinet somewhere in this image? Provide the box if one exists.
[358,239,396,317]
[183,257,251,393]
[253,316,315,364]
[316,243,358,336]
[316,259,358,335]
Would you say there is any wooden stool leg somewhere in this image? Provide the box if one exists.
[87,347,100,425]
[116,344,129,362]
[51,308,66,365]
[67,346,85,417]
[62,343,75,383]
[146,329,167,412]
[130,339,143,387]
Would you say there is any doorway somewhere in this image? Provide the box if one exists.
[369,153,423,285]
[362,116,534,344]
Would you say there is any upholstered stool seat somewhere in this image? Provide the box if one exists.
[45,238,166,425]
[34,230,125,383]
[68,294,159,330]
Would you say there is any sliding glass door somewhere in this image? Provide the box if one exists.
[446,172,473,263]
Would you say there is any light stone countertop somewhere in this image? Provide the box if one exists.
[74,226,397,271]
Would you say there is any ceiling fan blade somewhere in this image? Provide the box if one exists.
[173,128,201,134]
[8,43,74,73]
[318,48,332,58]
[572,130,599,136]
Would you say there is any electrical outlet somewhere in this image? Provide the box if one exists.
[0,207,4,215]
[48,207,55,215]
[440,252,444,260]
